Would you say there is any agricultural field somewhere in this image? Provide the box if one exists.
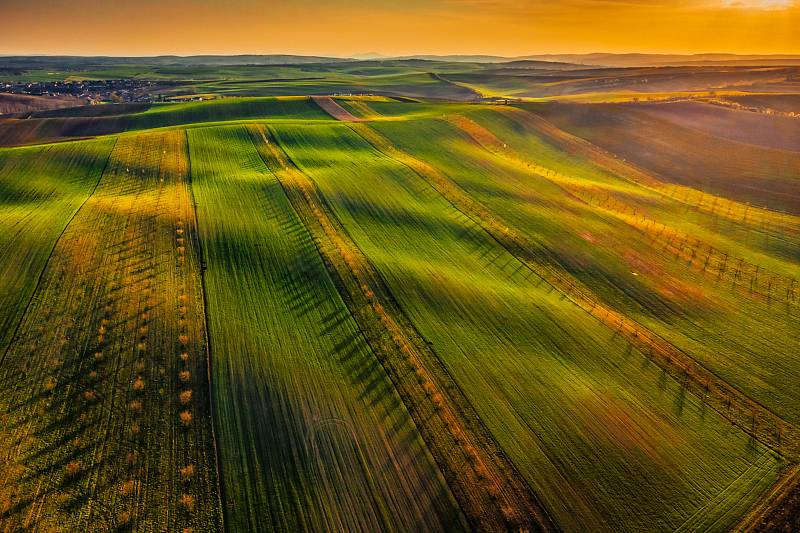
[0,61,798,532]
[188,125,463,532]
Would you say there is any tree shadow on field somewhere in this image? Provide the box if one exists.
[673,380,687,417]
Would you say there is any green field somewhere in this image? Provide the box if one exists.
[0,92,797,531]
[189,125,463,531]
[0,139,112,352]
[267,120,785,531]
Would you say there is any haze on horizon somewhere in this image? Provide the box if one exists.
[2,0,799,57]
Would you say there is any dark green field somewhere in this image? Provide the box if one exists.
[0,60,798,532]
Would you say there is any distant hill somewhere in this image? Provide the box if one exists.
[4,53,800,70]
[375,53,800,67]
[392,54,513,63]
[0,55,353,68]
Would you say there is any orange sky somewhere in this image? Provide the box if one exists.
[1,0,799,56]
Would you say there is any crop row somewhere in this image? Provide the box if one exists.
[350,119,799,460]
[249,124,554,532]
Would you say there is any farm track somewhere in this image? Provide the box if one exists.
[249,124,557,533]
[346,121,800,462]
[0,131,221,531]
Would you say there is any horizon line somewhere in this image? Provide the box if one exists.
[4,51,800,59]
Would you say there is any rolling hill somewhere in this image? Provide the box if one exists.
[0,89,797,531]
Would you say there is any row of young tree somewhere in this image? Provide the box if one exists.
[400,116,798,459]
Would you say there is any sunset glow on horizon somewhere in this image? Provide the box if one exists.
[2,0,799,56]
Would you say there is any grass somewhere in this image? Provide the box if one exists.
[270,120,784,532]
[188,125,463,532]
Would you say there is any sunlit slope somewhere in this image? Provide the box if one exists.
[0,131,221,531]
[419,107,800,427]
[188,126,463,533]
[270,122,782,533]
[0,139,112,354]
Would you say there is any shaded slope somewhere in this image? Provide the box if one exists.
[536,103,800,214]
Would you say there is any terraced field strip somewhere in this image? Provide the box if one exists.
[0,131,221,531]
[505,106,800,243]
[271,122,782,532]
[248,124,552,532]
[347,121,799,461]
[446,113,800,311]
[188,125,463,533]
[0,139,113,355]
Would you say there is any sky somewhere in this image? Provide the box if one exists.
[1,0,799,57]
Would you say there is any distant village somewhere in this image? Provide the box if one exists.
[0,79,183,104]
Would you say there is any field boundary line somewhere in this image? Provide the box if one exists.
[184,129,227,532]
[0,136,117,368]
[347,121,799,461]
[733,464,800,532]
